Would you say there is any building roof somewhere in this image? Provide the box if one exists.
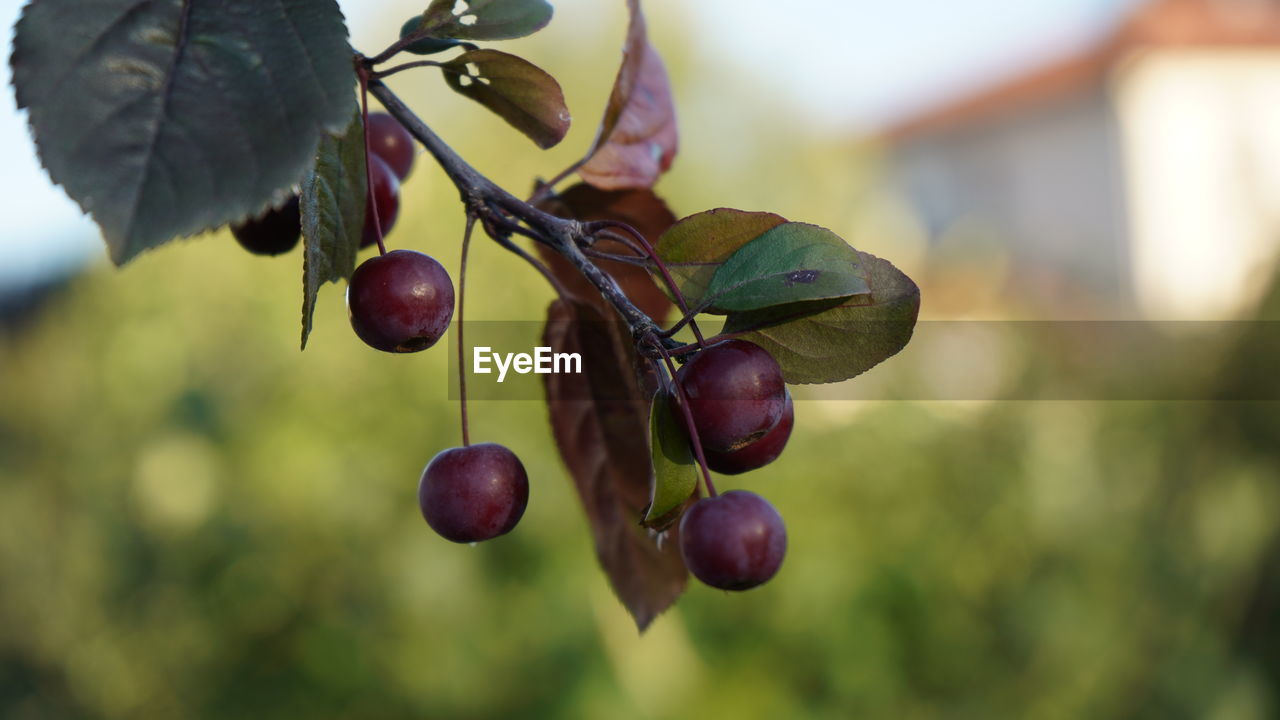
[887,0,1280,140]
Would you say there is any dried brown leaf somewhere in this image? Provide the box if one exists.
[542,299,688,630]
[577,0,677,190]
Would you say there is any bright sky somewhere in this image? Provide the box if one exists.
[0,0,1142,289]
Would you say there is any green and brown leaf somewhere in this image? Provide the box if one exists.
[416,0,553,41]
[723,251,921,384]
[442,49,570,149]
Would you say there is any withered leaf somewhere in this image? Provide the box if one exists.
[542,299,688,630]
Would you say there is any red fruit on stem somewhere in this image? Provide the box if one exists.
[680,490,786,591]
[675,339,787,453]
[347,249,454,353]
[419,443,529,543]
[367,112,416,180]
[705,390,793,475]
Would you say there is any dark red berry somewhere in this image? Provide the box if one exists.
[367,112,416,180]
[419,443,529,543]
[679,490,786,591]
[231,195,301,256]
[347,249,454,353]
[675,339,787,453]
[705,390,793,475]
[361,154,401,249]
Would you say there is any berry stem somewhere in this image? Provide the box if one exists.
[586,219,706,346]
[358,71,388,256]
[652,336,717,498]
[481,215,571,299]
[583,248,648,266]
[528,159,585,206]
[664,337,727,357]
[657,306,702,340]
[591,229,648,258]
[373,59,446,80]
[457,215,476,447]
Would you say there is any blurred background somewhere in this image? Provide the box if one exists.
[3,0,1280,717]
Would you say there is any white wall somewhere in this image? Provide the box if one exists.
[1114,49,1280,319]
[892,87,1132,309]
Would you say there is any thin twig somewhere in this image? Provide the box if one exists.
[528,159,586,206]
[483,205,555,249]
[664,340,706,358]
[374,59,446,80]
[658,307,700,339]
[358,69,387,255]
[593,229,647,258]
[586,220,706,346]
[651,335,717,498]
[483,219,570,299]
[457,216,476,447]
[366,28,433,65]
[583,249,650,266]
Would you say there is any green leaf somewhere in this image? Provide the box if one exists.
[399,17,463,55]
[11,0,355,265]
[442,50,570,149]
[655,209,788,308]
[722,251,921,384]
[300,109,366,350]
[420,0,553,41]
[701,223,869,313]
[644,392,699,529]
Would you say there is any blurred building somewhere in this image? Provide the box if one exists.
[887,0,1280,317]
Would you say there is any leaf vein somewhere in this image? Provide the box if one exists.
[120,0,193,246]
[271,0,343,117]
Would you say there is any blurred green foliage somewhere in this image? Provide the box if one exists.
[3,223,1279,720]
[3,5,1280,718]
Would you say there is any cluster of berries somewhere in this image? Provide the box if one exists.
[231,113,791,593]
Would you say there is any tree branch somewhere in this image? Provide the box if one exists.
[367,78,664,342]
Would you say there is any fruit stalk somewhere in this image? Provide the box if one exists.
[584,219,706,346]
[357,69,388,255]
[457,216,476,447]
[652,338,718,498]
